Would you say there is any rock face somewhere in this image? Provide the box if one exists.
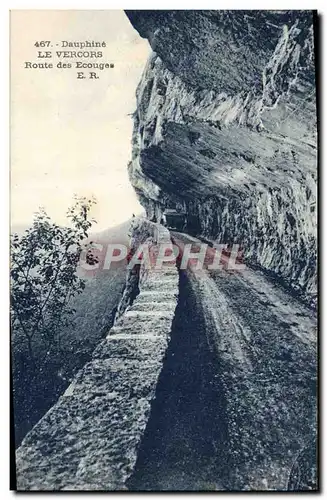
[126,10,317,307]
[15,220,179,490]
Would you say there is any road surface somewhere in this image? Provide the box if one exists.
[129,230,317,491]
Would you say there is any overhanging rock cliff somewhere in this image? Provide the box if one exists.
[126,10,317,307]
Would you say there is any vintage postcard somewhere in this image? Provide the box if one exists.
[10,9,318,491]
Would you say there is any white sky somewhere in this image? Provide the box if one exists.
[10,10,150,230]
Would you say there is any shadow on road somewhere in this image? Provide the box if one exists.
[128,270,230,491]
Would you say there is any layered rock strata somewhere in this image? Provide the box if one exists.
[126,10,317,307]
